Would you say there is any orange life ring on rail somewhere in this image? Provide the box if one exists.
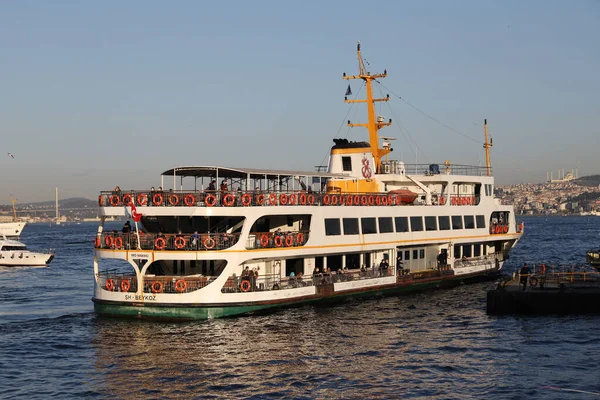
[151,281,163,293]
[154,237,166,250]
[285,235,294,247]
[307,194,315,205]
[95,236,101,248]
[175,279,187,293]
[153,193,163,206]
[289,193,297,205]
[268,193,277,205]
[137,193,148,206]
[323,194,331,205]
[174,236,186,249]
[114,237,123,249]
[169,193,180,206]
[241,193,251,206]
[353,195,360,205]
[110,195,120,206]
[256,193,265,205]
[104,236,114,247]
[296,232,305,245]
[105,278,115,291]
[184,194,195,206]
[98,195,104,207]
[274,235,283,247]
[240,279,251,293]
[360,195,367,206]
[331,195,339,206]
[299,194,307,205]
[503,225,509,234]
[495,226,502,234]
[223,193,235,206]
[122,194,133,206]
[367,195,375,206]
[120,279,131,292]
[260,234,269,247]
[279,193,288,205]
[203,237,216,250]
[440,196,445,205]
[205,194,217,207]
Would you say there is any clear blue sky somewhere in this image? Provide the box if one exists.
[1,0,598,203]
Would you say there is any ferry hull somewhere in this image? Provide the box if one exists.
[92,269,498,321]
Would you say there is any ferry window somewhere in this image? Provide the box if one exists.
[419,249,425,259]
[324,219,341,236]
[343,218,359,235]
[410,216,423,232]
[361,218,377,234]
[464,215,475,229]
[395,217,409,232]
[413,249,419,259]
[454,244,461,259]
[425,216,437,231]
[476,215,486,229]
[474,244,481,257]
[451,216,463,230]
[378,217,394,233]
[438,216,451,230]
[342,156,352,172]
[404,250,410,260]
[462,245,472,257]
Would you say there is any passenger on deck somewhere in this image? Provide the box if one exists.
[253,187,261,205]
[220,180,228,205]
[191,231,201,249]
[539,263,547,289]
[360,264,367,277]
[208,180,216,193]
[519,263,530,291]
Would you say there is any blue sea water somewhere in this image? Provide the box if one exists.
[1,217,599,399]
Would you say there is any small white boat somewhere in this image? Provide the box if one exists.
[0,236,54,267]
[0,221,27,239]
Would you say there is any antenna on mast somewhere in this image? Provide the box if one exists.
[483,119,493,176]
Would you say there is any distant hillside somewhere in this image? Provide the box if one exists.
[574,175,600,187]
[0,197,96,209]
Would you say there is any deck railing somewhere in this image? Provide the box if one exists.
[96,232,241,251]
[245,231,309,250]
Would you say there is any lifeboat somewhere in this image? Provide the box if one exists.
[388,189,418,204]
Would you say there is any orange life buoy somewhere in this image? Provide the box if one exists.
[519,222,524,232]
[223,193,235,206]
[367,195,375,206]
[154,237,166,250]
[353,195,360,205]
[123,194,133,206]
[120,279,131,293]
[451,197,456,205]
[105,278,115,291]
[153,193,163,206]
[95,236,101,248]
[203,237,216,249]
[256,193,265,205]
[503,225,509,234]
[137,193,148,206]
[381,196,388,206]
[104,235,114,247]
[240,279,251,292]
[205,194,216,207]
[299,194,307,205]
[375,196,381,206]
[464,197,469,206]
[346,195,353,206]
[260,234,269,247]
[151,281,163,293]
[323,194,331,205]
[241,193,251,206]
[184,194,195,206]
[268,193,277,205]
[110,195,120,206]
[360,195,367,206]
[174,236,186,249]
[274,235,283,247]
[114,237,123,249]
[307,194,315,205]
[169,193,180,206]
[440,196,445,205]
[288,193,297,205]
[279,193,288,205]
[331,195,338,206]
[285,235,294,247]
[98,195,104,207]
[495,225,502,234]
[296,232,305,245]
[387,195,393,205]
[175,279,187,293]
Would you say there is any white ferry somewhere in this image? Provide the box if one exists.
[92,43,523,320]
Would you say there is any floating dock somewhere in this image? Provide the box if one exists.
[487,266,600,315]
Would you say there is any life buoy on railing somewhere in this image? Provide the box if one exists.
[154,237,166,250]
[285,235,294,247]
[288,193,297,205]
[151,281,163,293]
[344,195,352,206]
[440,196,445,205]
[503,225,509,234]
[323,194,331,205]
[274,235,283,247]
[296,232,305,245]
[368,195,375,206]
[105,279,115,291]
[241,193,252,206]
[299,194,306,205]
[381,196,388,206]
[307,194,315,205]
[331,195,338,206]
[175,279,187,293]
[223,193,235,206]
[110,195,120,206]
[174,236,186,249]
[279,193,288,205]
[203,237,216,250]
[375,196,381,206]
[184,194,195,206]
[169,194,180,206]
[240,279,251,292]
[120,280,131,293]
[353,195,360,205]
[519,222,524,232]
[387,195,393,206]
[123,194,133,206]
[104,236,114,248]
[360,195,367,206]
[269,193,277,205]
[98,195,104,207]
[205,194,217,207]
[529,277,538,287]
[137,193,148,206]
[114,237,123,249]
[153,193,163,206]
[95,236,101,248]
[260,234,269,247]
[451,197,456,205]
[495,226,502,234]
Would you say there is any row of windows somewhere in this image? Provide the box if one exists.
[325,215,487,236]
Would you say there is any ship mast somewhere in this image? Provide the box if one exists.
[344,41,391,173]
[10,195,17,221]
[483,119,493,176]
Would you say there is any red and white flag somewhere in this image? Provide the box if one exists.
[130,202,142,222]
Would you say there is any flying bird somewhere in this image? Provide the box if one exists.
[7,153,14,158]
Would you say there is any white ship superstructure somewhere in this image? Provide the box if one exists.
[92,43,523,320]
